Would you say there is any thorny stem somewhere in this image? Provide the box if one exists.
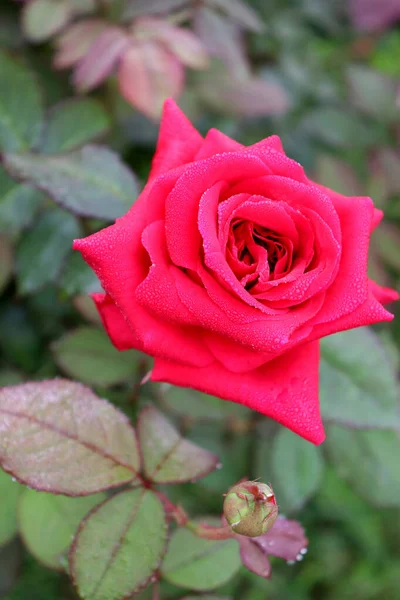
[155,491,235,540]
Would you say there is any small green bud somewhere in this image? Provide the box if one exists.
[223,480,278,537]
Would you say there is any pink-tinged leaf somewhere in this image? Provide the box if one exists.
[133,17,209,70]
[239,537,271,578]
[73,27,131,92]
[0,379,141,495]
[194,7,249,77]
[200,69,289,117]
[124,0,189,19]
[349,0,400,32]
[118,41,184,120]
[53,19,108,69]
[253,517,308,561]
[209,0,263,32]
[22,0,72,42]
[138,405,219,483]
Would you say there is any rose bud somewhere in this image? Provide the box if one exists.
[223,481,278,537]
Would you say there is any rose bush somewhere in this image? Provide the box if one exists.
[74,100,398,444]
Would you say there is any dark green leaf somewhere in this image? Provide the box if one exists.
[161,526,241,591]
[347,65,398,121]
[60,251,101,296]
[41,99,111,153]
[0,379,141,495]
[0,469,22,546]
[320,328,400,431]
[302,108,374,148]
[0,234,13,293]
[0,51,43,152]
[269,429,324,513]
[16,207,81,295]
[326,426,400,507]
[0,165,44,236]
[138,405,219,483]
[161,384,250,422]
[52,326,139,386]
[3,145,139,220]
[19,489,105,569]
[209,0,263,32]
[70,488,167,600]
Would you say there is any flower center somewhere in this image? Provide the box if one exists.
[227,219,293,290]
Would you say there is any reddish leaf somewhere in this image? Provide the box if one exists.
[53,19,108,69]
[0,379,140,495]
[138,405,219,483]
[349,0,400,32]
[239,537,271,578]
[118,41,184,119]
[194,7,249,76]
[253,517,308,561]
[133,17,209,70]
[73,27,130,91]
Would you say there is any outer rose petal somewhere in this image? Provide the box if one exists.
[370,280,399,305]
[149,98,203,181]
[91,293,144,351]
[152,341,325,444]
[195,128,244,160]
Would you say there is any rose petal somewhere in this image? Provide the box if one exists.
[149,98,203,181]
[91,293,144,351]
[165,152,268,270]
[152,340,325,445]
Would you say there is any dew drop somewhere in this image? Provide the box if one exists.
[216,462,223,470]
[296,553,304,561]
[300,547,308,555]
[287,560,295,565]
[11,477,16,483]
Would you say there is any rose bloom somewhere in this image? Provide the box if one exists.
[74,100,398,444]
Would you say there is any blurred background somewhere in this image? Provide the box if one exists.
[0,0,400,599]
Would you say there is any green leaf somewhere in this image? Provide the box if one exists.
[0,469,22,547]
[70,488,167,600]
[314,155,361,197]
[0,234,13,293]
[269,429,324,513]
[326,426,400,508]
[0,379,140,495]
[22,0,72,43]
[138,405,219,483]
[320,328,400,431]
[0,51,43,152]
[302,108,374,149]
[0,165,44,236]
[161,526,241,591]
[52,326,139,386]
[209,0,263,32]
[161,385,250,422]
[3,145,139,220]
[19,489,105,569]
[40,99,111,153]
[60,251,101,296]
[16,207,81,295]
[347,65,398,122]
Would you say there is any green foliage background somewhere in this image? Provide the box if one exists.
[0,1,400,599]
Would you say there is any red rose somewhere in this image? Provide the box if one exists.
[74,100,398,444]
